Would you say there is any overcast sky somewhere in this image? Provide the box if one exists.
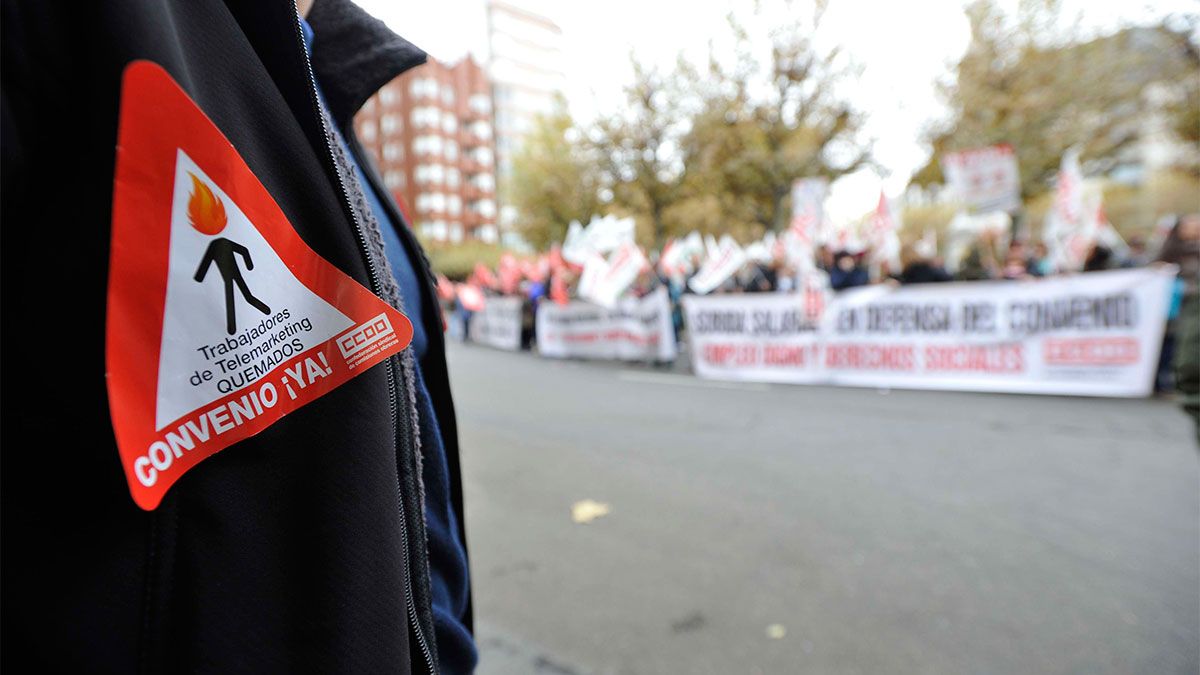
[352,0,1194,227]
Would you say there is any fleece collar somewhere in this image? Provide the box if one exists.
[306,0,428,130]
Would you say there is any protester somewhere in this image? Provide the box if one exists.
[744,260,778,293]
[899,244,953,285]
[957,230,1002,281]
[1083,244,1114,272]
[830,250,870,290]
[1028,241,1055,277]
[1157,214,1200,440]
[2,1,474,671]
[997,241,1030,279]
[776,264,799,293]
[1122,235,1150,268]
[455,194,1185,413]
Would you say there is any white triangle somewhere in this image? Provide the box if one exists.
[154,150,355,429]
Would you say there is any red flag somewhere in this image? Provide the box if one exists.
[550,271,570,306]
[868,191,895,236]
[435,274,455,302]
[473,262,497,289]
[456,283,486,311]
[549,244,565,272]
[497,253,521,294]
[520,258,544,282]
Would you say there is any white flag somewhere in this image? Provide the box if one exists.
[562,220,590,265]
[1043,148,1090,270]
[790,177,829,244]
[689,236,747,295]
[584,242,647,308]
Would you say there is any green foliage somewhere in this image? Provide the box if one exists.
[586,2,869,247]
[912,1,1198,199]
[590,59,691,249]
[420,238,507,280]
[900,202,960,241]
[1022,169,1200,238]
[678,8,869,233]
[508,101,604,250]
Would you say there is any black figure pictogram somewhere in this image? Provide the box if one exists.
[194,237,271,335]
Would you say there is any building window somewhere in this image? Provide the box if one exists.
[447,195,462,215]
[409,78,438,99]
[384,171,405,189]
[470,173,495,191]
[415,164,446,184]
[445,140,459,161]
[414,134,444,156]
[469,120,492,140]
[380,88,397,105]
[441,85,456,106]
[473,199,496,218]
[411,106,441,129]
[382,142,402,161]
[420,220,448,241]
[477,224,498,243]
[359,123,377,142]
[419,221,442,240]
[469,93,492,113]
[442,112,457,134]
[449,223,464,243]
[381,114,401,135]
[418,192,446,212]
[445,168,460,188]
[469,147,493,165]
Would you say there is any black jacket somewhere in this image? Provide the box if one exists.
[1,0,466,672]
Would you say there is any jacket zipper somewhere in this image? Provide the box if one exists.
[289,5,437,673]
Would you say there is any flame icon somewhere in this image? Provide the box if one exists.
[187,173,227,235]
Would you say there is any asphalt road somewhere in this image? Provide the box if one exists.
[446,341,1200,675]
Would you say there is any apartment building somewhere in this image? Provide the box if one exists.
[355,55,499,244]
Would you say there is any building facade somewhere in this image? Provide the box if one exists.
[355,55,499,244]
[486,1,566,245]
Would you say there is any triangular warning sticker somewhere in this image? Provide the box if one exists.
[107,61,413,510]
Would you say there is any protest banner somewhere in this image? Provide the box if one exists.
[942,144,1021,213]
[537,287,676,362]
[685,268,1174,397]
[468,295,523,351]
[683,292,825,383]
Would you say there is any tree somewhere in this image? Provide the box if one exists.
[590,59,691,249]
[912,0,1197,199]
[508,101,603,250]
[1159,16,1199,176]
[676,3,870,234]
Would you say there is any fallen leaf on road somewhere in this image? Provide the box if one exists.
[571,499,611,524]
[766,624,787,639]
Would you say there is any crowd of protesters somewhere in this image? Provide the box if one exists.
[441,214,1198,412]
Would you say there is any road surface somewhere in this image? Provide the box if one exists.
[446,342,1199,675]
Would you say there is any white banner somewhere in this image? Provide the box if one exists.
[942,144,1021,214]
[683,292,826,383]
[538,287,677,362]
[469,295,523,351]
[685,268,1175,397]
